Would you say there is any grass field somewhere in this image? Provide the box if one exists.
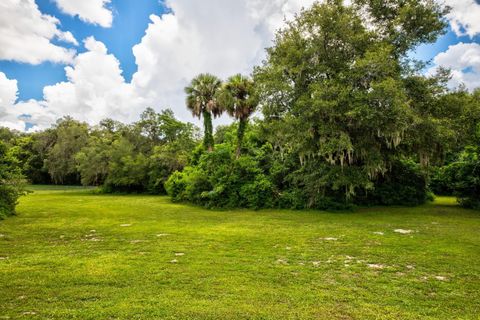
[0,187,479,319]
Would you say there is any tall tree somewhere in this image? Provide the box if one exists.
[44,117,89,184]
[185,74,222,151]
[217,74,259,157]
[254,0,447,203]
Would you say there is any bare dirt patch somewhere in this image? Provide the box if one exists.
[394,229,414,234]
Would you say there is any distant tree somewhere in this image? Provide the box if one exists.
[217,74,259,157]
[137,107,163,144]
[99,118,125,134]
[0,127,17,145]
[185,74,223,151]
[44,117,89,184]
[103,137,149,192]
[75,135,112,186]
[7,135,50,184]
[137,108,199,145]
[72,109,200,193]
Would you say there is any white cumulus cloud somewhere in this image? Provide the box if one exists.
[443,0,480,38]
[428,42,480,91]
[0,72,52,131]
[0,71,26,131]
[0,0,77,65]
[54,0,113,28]
[39,37,145,126]
[1,37,146,131]
[131,0,317,123]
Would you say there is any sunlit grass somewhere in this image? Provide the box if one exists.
[0,188,479,319]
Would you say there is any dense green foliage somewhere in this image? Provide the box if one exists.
[355,160,432,206]
[166,124,433,210]
[45,117,90,184]
[0,108,198,197]
[434,125,480,209]
[428,90,480,206]
[166,0,478,210]
[166,136,276,209]
[447,146,480,209]
[0,141,26,219]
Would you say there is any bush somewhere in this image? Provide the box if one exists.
[429,166,455,196]
[167,123,433,210]
[165,143,276,209]
[0,183,23,219]
[0,141,27,219]
[447,145,480,209]
[356,160,431,206]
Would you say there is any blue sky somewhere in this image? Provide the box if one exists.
[413,29,478,62]
[0,0,479,131]
[0,0,166,101]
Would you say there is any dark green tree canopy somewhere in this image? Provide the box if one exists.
[254,0,448,199]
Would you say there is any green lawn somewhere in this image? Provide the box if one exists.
[0,188,479,319]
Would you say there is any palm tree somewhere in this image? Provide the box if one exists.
[217,74,259,157]
[185,74,223,151]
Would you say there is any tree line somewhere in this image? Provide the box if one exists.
[1,0,480,218]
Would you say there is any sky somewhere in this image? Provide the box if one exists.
[0,0,479,132]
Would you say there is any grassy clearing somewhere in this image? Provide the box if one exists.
[0,188,479,319]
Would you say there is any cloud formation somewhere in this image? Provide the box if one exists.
[0,0,77,65]
[0,72,20,130]
[429,42,480,91]
[0,72,52,131]
[54,0,113,28]
[443,0,480,38]
[42,37,144,125]
[131,0,316,122]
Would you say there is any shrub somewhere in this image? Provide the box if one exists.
[429,166,455,196]
[0,141,27,219]
[167,123,433,210]
[165,143,276,209]
[447,145,480,209]
[356,160,431,206]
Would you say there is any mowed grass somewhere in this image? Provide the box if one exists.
[0,188,479,319]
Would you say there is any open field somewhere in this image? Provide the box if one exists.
[0,188,479,319]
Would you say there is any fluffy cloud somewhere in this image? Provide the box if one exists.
[0,0,77,64]
[39,37,145,126]
[1,37,146,131]
[0,72,17,109]
[0,0,349,130]
[429,42,480,91]
[443,0,480,38]
[0,72,52,131]
[0,72,28,131]
[0,72,20,130]
[131,0,316,123]
[54,0,113,28]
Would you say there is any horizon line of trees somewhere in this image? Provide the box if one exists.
[1,0,480,219]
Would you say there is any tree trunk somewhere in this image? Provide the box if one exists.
[236,118,247,158]
[203,110,214,151]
